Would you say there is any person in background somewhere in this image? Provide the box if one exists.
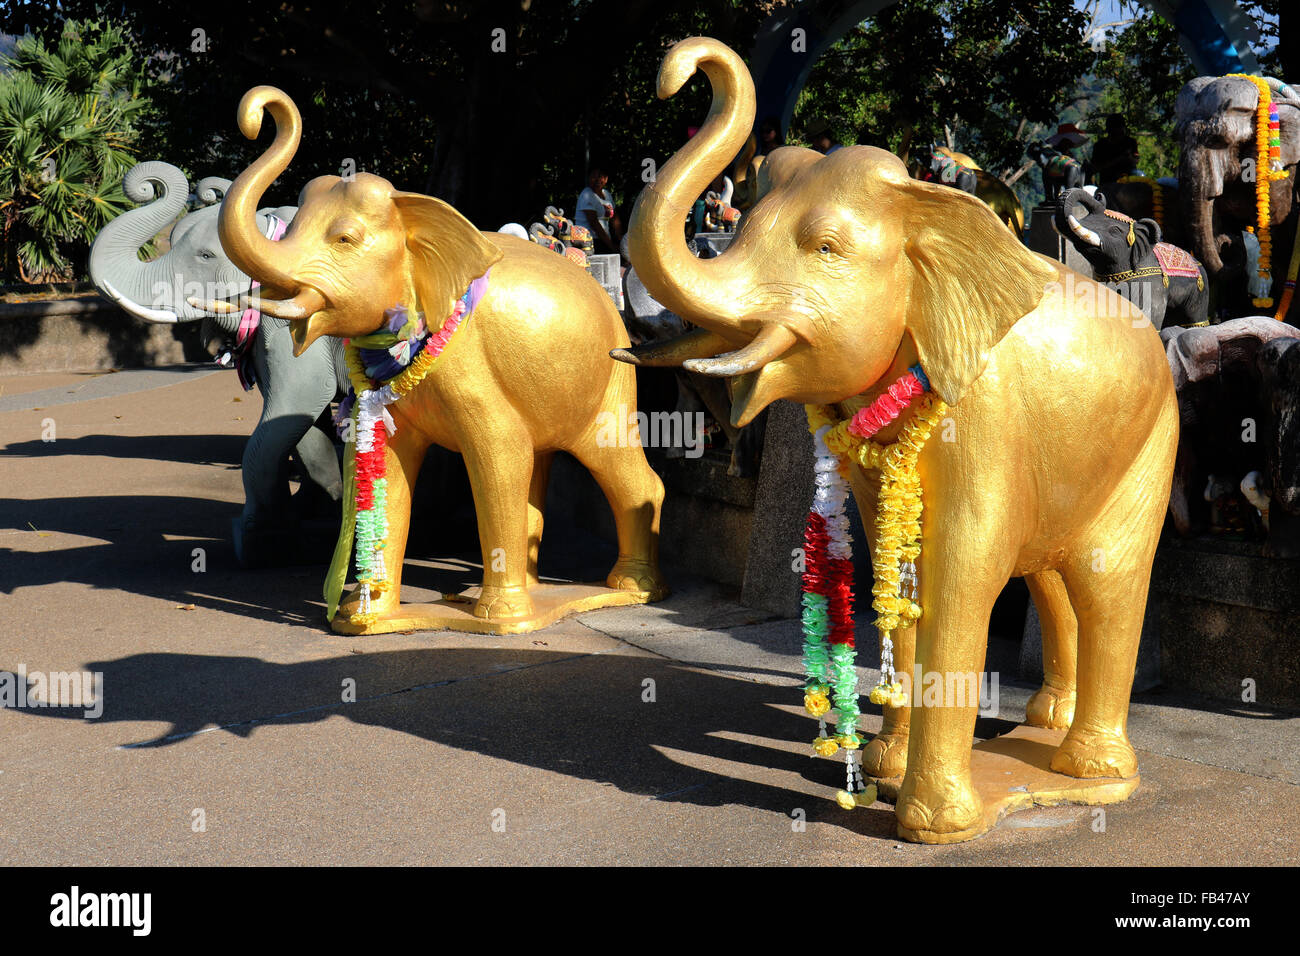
[576,166,621,255]
[1090,114,1141,183]
[805,117,842,155]
[757,115,783,155]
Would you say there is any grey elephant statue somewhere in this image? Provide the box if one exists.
[1055,187,1208,329]
[1162,316,1300,552]
[1175,75,1300,316]
[89,160,348,567]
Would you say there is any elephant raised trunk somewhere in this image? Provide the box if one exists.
[627,36,753,330]
[218,85,303,296]
[88,161,191,323]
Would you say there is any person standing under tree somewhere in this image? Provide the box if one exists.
[576,166,621,255]
[1091,114,1141,183]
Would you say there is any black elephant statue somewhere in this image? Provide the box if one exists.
[1027,141,1085,201]
[1055,188,1209,329]
[1162,317,1300,553]
[911,143,978,194]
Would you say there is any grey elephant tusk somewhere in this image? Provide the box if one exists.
[186,295,244,315]
[681,323,797,376]
[1067,214,1103,247]
[101,278,179,324]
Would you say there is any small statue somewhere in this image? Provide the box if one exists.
[1055,187,1208,329]
[1027,140,1085,201]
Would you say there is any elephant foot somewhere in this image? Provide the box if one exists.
[337,583,401,623]
[606,557,669,600]
[861,729,909,779]
[474,585,535,622]
[1026,683,1076,730]
[1050,727,1138,779]
[895,770,983,842]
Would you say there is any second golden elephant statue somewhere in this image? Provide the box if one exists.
[196,86,667,635]
[617,38,1177,844]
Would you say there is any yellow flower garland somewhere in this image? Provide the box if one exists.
[1228,74,1289,308]
[805,393,948,702]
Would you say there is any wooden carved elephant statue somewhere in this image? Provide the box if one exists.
[196,86,667,635]
[617,37,1178,843]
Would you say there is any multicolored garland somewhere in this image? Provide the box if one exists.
[325,272,490,624]
[799,365,947,809]
[1228,74,1289,309]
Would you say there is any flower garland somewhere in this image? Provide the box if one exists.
[325,272,490,625]
[800,365,947,809]
[1228,74,1289,308]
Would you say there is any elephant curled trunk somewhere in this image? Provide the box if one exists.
[218,86,303,296]
[626,37,753,330]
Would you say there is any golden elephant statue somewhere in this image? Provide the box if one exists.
[616,38,1177,843]
[198,86,667,635]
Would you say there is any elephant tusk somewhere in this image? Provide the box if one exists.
[186,295,243,315]
[1067,214,1102,247]
[681,323,797,377]
[101,279,178,324]
[610,328,733,367]
[240,286,326,321]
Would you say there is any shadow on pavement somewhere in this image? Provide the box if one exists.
[0,645,903,836]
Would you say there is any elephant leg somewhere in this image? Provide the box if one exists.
[895,538,1007,840]
[527,451,554,589]
[845,463,911,780]
[570,417,667,597]
[460,430,537,621]
[1024,569,1078,730]
[294,423,343,505]
[1049,448,1167,780]
[337,418,429,620]
[239,399,313,530]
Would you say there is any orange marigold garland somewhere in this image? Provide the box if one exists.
[1228,74,1289,308]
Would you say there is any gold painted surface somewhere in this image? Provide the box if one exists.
[330,583,655,636]
[622,38,1178,843]
[872,724,1140,844]
[209,86,667,634]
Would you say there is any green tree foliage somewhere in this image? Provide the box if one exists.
[2,0,785,236]
[1087,10,1196,181]
[792,0,1098,177]
[0,19,152,282]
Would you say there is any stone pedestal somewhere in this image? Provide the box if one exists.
[739,400,872,616]
[1026,203,1092,276]
[588,254,623,311]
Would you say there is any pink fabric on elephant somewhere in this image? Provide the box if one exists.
[1154,243,1202,280]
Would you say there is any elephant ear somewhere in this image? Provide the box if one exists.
[901,181,1056,405]
[1133,218,1161,261]
[393,191,504,321]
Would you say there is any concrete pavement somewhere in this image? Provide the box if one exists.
[1,365,1296,865]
